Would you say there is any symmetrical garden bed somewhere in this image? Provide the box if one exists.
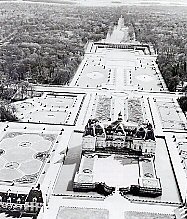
[0,132,56,185]
[95,96,111,121]
[127,98,143,124]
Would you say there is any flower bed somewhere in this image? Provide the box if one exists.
[95,96,111,121]
[141,159,155,178]
[128,99,143,123]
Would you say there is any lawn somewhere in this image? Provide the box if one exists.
[25,110,68,124]
[124,211,175,219]
[57,207,109,219]
[43,95,75,108]
[156,100,185,129]
[75,56,109,88]
[132,60,163,91]
[14,93,83,125]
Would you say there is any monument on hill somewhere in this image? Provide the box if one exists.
[106,15,132,43]
[117,15,125,30]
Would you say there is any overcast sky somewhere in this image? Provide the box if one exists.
[7,0,187,6]
[75,0,187,6]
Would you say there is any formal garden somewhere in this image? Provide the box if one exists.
[156,100,185,129]
[0,132,56,185]
[75,56,109,88]
[13,93,84,125]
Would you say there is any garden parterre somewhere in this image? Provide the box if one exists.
[0,132,57,185]
[13,92,85,125]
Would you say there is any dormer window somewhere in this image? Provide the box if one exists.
[7,197,11,203]
[17,198,21,204]
[33,197,37,202]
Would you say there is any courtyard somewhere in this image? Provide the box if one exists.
[93,155,139,188]
[42,94,75,108]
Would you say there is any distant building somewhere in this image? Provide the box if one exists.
[0,186,43,217]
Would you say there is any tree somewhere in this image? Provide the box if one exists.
[168,76,180,92]
[0,101,17,122]
[178,96,187,112]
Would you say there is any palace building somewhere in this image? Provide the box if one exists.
[82,112,156,155]
[74,113,161,197]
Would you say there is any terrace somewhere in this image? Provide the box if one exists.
[53,132,101,197]
[126,138,182,204]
